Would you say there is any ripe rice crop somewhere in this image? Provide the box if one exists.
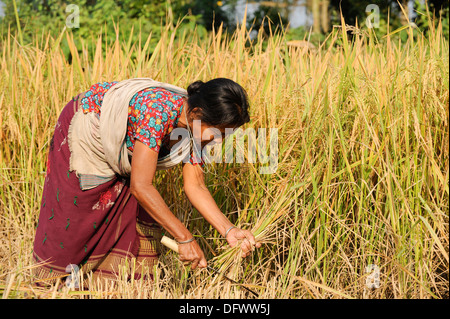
[0,12,448,299]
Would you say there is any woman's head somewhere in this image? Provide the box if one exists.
[184,78,250,145]
[186,78,250,129]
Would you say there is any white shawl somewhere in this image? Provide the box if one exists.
[68,78,191,190]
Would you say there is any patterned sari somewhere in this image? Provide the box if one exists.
[32,95,162,286]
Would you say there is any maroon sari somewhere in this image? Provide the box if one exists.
[33,95,162,286]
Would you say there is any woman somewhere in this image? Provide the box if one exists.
[32,77,261,285]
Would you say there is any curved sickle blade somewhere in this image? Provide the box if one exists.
[161,235,259,298]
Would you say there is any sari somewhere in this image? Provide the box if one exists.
[32,95,162,286]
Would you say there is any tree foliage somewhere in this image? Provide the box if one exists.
[0,0,448,46]
[0,0,220,42]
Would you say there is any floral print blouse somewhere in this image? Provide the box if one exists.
[80,81,204,167]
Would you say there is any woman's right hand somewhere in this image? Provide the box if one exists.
[178,239,207,270]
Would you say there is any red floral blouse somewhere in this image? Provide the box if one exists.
[80,81,204,167]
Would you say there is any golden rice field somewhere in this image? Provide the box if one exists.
[0,13,448,299]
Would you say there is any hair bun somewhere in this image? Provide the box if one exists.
[187,80,204,96]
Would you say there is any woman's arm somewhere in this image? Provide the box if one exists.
[182,161,234,237]
[130,140,207,269]
[182,162,261,257]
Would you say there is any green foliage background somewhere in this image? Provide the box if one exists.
[1,0,448,48]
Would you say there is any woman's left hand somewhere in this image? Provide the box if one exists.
[226,227,262,258]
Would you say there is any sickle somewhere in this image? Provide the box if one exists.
[160,236,259,298]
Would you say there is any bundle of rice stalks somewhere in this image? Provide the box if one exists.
[207,176,300,293]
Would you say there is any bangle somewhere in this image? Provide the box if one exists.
[224,226,236,238]
[176,237,195,245]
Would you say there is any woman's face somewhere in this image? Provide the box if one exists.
[194,122,228,148]
[183,98,235,147]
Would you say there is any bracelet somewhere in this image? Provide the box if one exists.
[176,237,195,245]
[224,226,236,238]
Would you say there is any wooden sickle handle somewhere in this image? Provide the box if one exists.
[161,235,179,253]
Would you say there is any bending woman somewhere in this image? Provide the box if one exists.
[32,78,261,284]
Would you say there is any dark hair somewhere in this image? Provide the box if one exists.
[186,78,250,128]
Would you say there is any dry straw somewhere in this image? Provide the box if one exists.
[0,8,448,298]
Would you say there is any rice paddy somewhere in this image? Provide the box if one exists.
[0,12,448,299]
